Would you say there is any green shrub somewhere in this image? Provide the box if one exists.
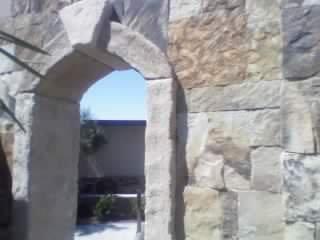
[93,195,114,221]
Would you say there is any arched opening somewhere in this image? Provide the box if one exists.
[11,2,176,240]
[75,69,147,239]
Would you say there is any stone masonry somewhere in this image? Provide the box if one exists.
[0,0,320,240]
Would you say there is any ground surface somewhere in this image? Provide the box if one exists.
[75,220,137,240]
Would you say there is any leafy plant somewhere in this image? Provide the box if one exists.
[80,109,107,155]
[94,194,115,221]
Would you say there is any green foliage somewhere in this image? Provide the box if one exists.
[94,195,115,220]
[80,109,107,155]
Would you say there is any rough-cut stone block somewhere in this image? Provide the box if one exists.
[13,93,80,240]
[169,11,247,88]
[179,109,280,191]
[282,152,320,222]
[169,0,202,21]
[238,191,284,240]
[281,79,320,154]
[246,22,282,81]
[222,191,238,240]
[115,0,169,51]
[282,6,320,80]
[184,186,222,240]
[145,78,176,240]
[184,80,281,113]
[251,147,282,192]
[285,222,315,240]
[250,109,281,147]
[202,0,245,13]
[246,0,281,25]
[282,0,320,8]
[12,0,73,16]
[0,45,19,74]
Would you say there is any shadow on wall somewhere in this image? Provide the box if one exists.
[0,139,12,239]
[175,80,188,240]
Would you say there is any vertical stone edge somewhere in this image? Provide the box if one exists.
[145,78,176,240]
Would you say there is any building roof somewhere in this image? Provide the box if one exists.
[91,120,146,127]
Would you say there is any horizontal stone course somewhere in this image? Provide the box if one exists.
[179,80,281,113]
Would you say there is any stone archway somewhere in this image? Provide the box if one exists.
[11,1,176,240]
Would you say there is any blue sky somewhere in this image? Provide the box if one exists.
[80,69,146,120]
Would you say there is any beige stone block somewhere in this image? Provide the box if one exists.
[285,222,315,240]
[251,147,282,192]
[184,186,223,240]
[238,191,284,240]
[184,80,281,113]
[169,10,248,88]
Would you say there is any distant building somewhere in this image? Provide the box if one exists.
[79,120,146,179]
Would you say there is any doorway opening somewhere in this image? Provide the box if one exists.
[76,70,146,239]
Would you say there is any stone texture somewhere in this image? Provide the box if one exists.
[251,147,282,192]
[285,222,315,240]
[283,0,320,8]
[169,11,247,88]
[202,0,245,13]
[0,44,19,74]
[183,80,281,113]
[282,152,320,222]
[169,0,202,21]
[145,78,176,240]
[12,93,80,240]
[282,6,320,80]
[113,0,169,51]
[281,79,320,154]
[238,191,284,240]
[179,109,280,191]
[246,0,282,81]
[12,0,74,16]
[184,186,222,240]
[222,191,238,240]
[107,22,172,79]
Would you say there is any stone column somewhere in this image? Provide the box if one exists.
[12,93,80,240]
[145,78,176,240]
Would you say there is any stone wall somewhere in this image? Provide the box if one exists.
[168,0,320,240]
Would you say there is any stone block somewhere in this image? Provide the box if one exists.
[251,147,282,192]
[281,79,320,154]
[178,109,280,191]
[238,191,284,240]
[282,6,320,80]
[282,0,320,8]
[184,80,281,113]
[169,0,202,21]
[246,22,282,82]
[169,10,247,88]
[222,191,238,240]
[184,186,223,240]
[285,222,315,240]
[282,152,320,222]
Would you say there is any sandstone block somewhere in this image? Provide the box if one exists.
[184,186,223,240]
[251,147,282,192]
[238,191,284,240]
[184,81,281,113]
[169,11,247,88]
